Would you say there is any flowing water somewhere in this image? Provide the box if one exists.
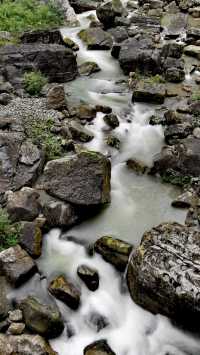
[10,10,200,355]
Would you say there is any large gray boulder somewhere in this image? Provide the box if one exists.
[96,0,126,29]
[41,151,111,206]
[0,334,56,355]
[0,44,78,87]
[127,222,200,332]
[0,245,37,287]
[19,296,64,338]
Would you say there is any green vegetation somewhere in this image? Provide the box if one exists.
[161,169,191,186]
[191,92,200,102]
[0,209,20,251]
[0,0,64,33]
[24,71,48,96]
[146,74,165,84]
[26,117,64,161]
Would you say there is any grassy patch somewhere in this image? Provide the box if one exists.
[146,74,165,85]
[26,117,64,161]
[24,71,48,96]
[161,169,191,186]
[0,0,64,33]
[191,92,200,102]
[0,209,20,252]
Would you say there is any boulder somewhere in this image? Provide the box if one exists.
[63,36,79,51]
[96,0,126,29]
[184,45,200,59]
[163,57,185,83]
[108,26,128,43]
[77,265,99,291]
[78,28,113,50]
[164,123,192,144]
[69,0,100,13]
[94,236,133,271]
[68,121,94,142]
[0,44,78,86]
[42,197,78,229]
[127,159,148,174]
[48,275,81,310]
[0,334,56,355]
[103,113,119,129]
[47,84,66,110]
[19,221,43,258]
[5,187,40,223]
[106,135,120,150]
[127,222,200,332]
[0,277,9,321]
[19,296,64,338]
[84,340,116,355]
[132,81,166,104]
[79,61,101,76]
[20,29,65,45]
[41,151,111,206]
[161,43,183,59]
[153,137,200,185]
[0,245,37,287]
[171,190,197,208]
[118,37,162,75]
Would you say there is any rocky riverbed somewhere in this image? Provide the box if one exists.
[1,0,200,354]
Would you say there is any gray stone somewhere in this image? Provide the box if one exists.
[48,275,81,310]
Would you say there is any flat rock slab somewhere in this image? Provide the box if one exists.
[78,28,113,50]
[41,151,111,206]
[127,222,200,332]
[0,245,37,287]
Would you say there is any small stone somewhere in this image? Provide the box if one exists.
[77,265,99,291]
[8,309,23,323]
[48,275,81,310]
[106,135,120,149]
[103,113,119,129]
[68,121,94,142]
[84,339,116,355]
[127,159,148,174]
[171,190,197,208]
[7,322,25,335]
[47,84,66,110]
[79,61,101,76]
[63,36,79,51]
[193,127,200,138]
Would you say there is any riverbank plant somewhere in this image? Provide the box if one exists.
[0,0,64,33]
[24,71,48,96]
[0,209,20,251]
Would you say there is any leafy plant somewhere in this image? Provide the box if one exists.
[23,71,48,96]
[0,0,64,33]
[161,169,191,186]
[0,209,20,251]
[26,117,64,161]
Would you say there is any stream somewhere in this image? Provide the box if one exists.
[9,9,200,355]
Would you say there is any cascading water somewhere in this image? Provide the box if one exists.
[9,9,200,355]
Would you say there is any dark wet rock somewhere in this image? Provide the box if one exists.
[163,57,185,83]
[78,28,113,50]
[0,277,9,321]
[94,235,133,271]
[108,26,128,43]
[0,319,9,333]
[111,43,121,59]
[161,43,183,59]
[87,312,109,332]
[0,245,37,287]
[47,84,66,110]
[132,81,166,104]
[127,222,200,332]
[48,275,81,310]
[0,44,78,87]
[127,159,148,174]
[0,334,57,354]
[164,123,192,144]
[5,187,40,223]
[41,151,111,206]
[69,0,100,13]
[20,29,65,45]
[153,137,200,185]
[77,104,97,121]
[171,190,197,208]
[118,37,161,75]
[7,322,25,335]
[84,339,116,355]
[103,113,119,129]
[42,195,78,229]
[0,93,12,106]
[77,264,99,291]
[19,296,64,338]
[63,36,79,51]
[130,14,161,30]
[106,135,120,149]
[96,105,112,114]
[96,0,126,29]
[20,221,43,258]
[68,121,94,142]
[186,28,200,44]
[184,45,200,59]
[79,61,101,76]
[114,16,130,27]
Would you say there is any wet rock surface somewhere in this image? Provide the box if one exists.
[78,27,113,49]
[127,222,200,332]
[84,339,116,355]
[77,264,99,291]
[19,296,64,338]
[48,275,81,310]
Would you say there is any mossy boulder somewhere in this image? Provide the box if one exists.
[132,80,166,104]
[84,340,116,355]
[19,296,64,338]
[48,275,81,310]
[78,28,113,50]
[94,236,133,271]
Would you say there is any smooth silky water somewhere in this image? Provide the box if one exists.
[11,11,200,355]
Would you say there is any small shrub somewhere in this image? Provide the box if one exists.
[191,92,200,102]
[26,117,63,161]
[24,71,48,96]
[0,209,20,251]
